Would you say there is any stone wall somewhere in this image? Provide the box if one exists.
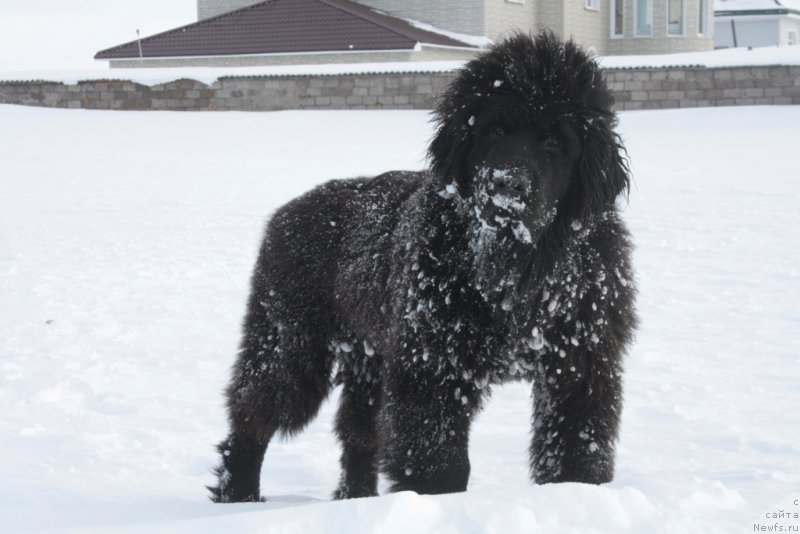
[0,79,219,111]
[605,65,800,109]
[2,66,799,112]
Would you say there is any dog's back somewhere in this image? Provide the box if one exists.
[258,170,428,330]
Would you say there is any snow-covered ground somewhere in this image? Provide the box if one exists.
[1,43,799,86]
[0,104,798,533]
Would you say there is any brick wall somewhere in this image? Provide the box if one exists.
[2,66,799,112]
[484,1,536,43]
[563,1,609,54]
[356,0,485,36]
[197,0,263,20]
[535,1,566,42]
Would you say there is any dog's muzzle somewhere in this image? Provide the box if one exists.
[473,167,539,244]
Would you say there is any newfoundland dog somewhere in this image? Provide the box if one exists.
[209,31,636,502]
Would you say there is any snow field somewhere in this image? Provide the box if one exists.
[0,104,798,533]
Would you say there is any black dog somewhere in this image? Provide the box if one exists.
[209,31,636,503]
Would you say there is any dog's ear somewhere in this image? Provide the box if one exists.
[569,120,631,220]
[428,103,475,195]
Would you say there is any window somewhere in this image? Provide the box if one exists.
[611,0,624,37]
[789,30,798,45]
[635,0,653,37]
[586,0,599,10]
[698,0,708,35]
[668,0,685,36]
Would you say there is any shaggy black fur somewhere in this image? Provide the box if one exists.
[209,31,637,503]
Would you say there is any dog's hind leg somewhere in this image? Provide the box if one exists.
[209,303,334,503]
[332,341,382,499]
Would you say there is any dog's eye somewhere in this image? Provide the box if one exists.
[489,125,506,138]
[543,136,561,152]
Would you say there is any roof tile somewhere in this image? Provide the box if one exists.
[96,0,477,60]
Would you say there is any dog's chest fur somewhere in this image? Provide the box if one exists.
[332,173,630,388]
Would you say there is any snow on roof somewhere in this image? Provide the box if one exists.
[0,61,466,87]
[402,19,493,49]
[715,0,780,11]
[714,0,800,13]
[597,44,800,69]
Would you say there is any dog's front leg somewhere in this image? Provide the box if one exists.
[529,346,623,485]
[379,362,481,495]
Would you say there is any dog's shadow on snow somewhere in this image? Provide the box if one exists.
[263,494,328,505]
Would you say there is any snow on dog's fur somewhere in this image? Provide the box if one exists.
[209,31,637,503]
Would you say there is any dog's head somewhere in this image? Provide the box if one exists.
[429,31,630,244]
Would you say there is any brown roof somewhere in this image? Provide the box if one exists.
[95,0,477,60]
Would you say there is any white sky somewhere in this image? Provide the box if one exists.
[0,0,197,70]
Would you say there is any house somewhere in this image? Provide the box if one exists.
[96,0,715,68]
[714,0,800,47]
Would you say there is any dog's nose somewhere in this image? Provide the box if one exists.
[491,169,524,193]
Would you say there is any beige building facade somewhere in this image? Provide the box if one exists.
[537,0,714,54]
[604,0,715,54]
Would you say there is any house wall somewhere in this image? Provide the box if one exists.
[356,0,486,36]
[714,16,781,48]
[484,0,536,42]
[782,15,800,44]
[534,1,566,38]
[493,0,713,56]
[3,66,800,112]
[605,0,714,54]
[197,0,263,19]
[564,1,610,54]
